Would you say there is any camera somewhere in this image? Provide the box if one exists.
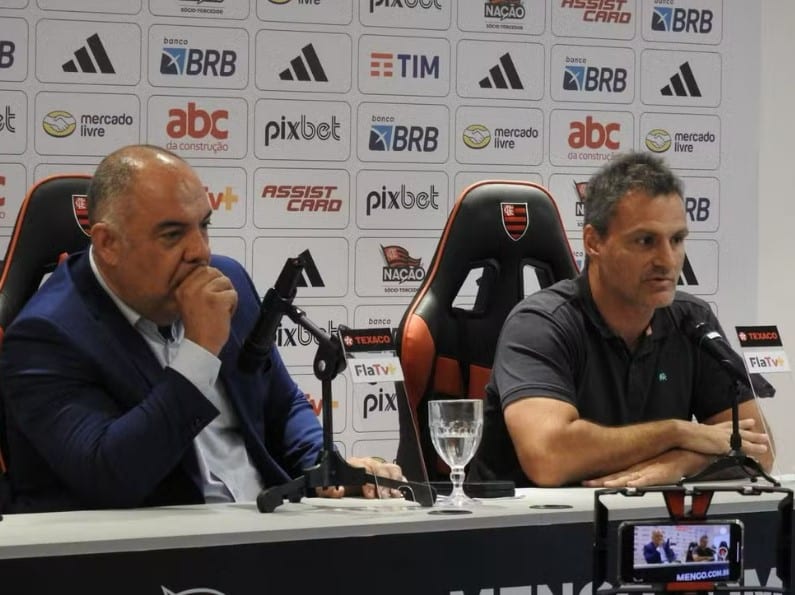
[617,519,744,585]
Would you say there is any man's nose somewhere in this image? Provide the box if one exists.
[184,227,211,264]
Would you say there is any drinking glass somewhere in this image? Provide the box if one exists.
[428,399,483,509]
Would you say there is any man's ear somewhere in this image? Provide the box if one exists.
[582,223,602,259]
[90,222,120,266]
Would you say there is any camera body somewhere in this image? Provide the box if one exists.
[617,519,744,585]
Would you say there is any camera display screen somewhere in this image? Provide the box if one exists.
[618,520,743,585]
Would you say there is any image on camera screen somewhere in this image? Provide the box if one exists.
[621,521,742,584]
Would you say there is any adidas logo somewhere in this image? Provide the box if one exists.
[677,254,698,286]
[62,33,115,74]
[296,250,325,287]
[661,61,701,97]
[479,53,523,90]
[279,44,328,82]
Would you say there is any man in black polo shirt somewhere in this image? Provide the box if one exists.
[469,152,773,488]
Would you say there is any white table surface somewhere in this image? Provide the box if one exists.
[1,478,791,561]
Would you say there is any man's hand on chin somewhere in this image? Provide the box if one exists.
[314,456,406,499]
[582,450,710,488]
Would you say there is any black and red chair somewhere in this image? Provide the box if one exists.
[395,180,579,481]
[0,174,92,513]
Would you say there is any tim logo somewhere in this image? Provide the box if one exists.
[501,203,528,241]
[651,7,714,33]
[160,45,236,77]
[677,254,698,286]
[206,185,238,211]
[563,64,627,93]
[479,53,523,89]
[661,62,701,97]
[279,44,328,82]
[369,124,439,152]
[0,40,14,69]
[369,52,439,79]
[381,244,425,284]
[569,117,620,150]
[167,103,228,139]
[72,194,91,237]
[296,250,325,288]
[62,33,115,74]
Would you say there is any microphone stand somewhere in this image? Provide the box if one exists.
[681,359,778,486]
[255,263,435,512]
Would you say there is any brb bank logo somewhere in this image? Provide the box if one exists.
[552,45,635,103]
[358,103,449,164]
[643,0,722,43]
[149,25,248,89]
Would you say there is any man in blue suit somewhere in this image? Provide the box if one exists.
[643,529,677,564]
[0,145,401,512]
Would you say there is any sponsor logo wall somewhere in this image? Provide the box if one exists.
[0,0,763,467]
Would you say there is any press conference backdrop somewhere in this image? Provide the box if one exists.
[1,1,784,472]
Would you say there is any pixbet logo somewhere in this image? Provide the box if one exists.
[568,116,620,149]
[263,115,341,146]
[0,41,14,69]
[276,320,339,347]
[369,0,441,11]
[160,38,236,77]
[166,103,228,139]
[365,184,439,215]
[0,106,16,133]
[652,6,714,33]
[563,58,627,93]
[362,387,397,419]
[560,0,631,23]
[261,184,342,212]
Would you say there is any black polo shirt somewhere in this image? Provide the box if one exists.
[468,274,753,487]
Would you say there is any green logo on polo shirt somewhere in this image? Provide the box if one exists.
[658,372,668,382]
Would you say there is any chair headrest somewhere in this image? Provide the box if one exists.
[419,180,578,308]
[0,174,92,333]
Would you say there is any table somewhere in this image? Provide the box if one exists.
[0,481,791,594]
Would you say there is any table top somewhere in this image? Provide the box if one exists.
[1,478,792,561]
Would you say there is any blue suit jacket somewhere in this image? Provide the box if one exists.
[643,540,677,564]
[0,252,322,512]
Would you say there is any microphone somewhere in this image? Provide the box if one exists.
[683,316,775,398]
[238,252,306,373]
